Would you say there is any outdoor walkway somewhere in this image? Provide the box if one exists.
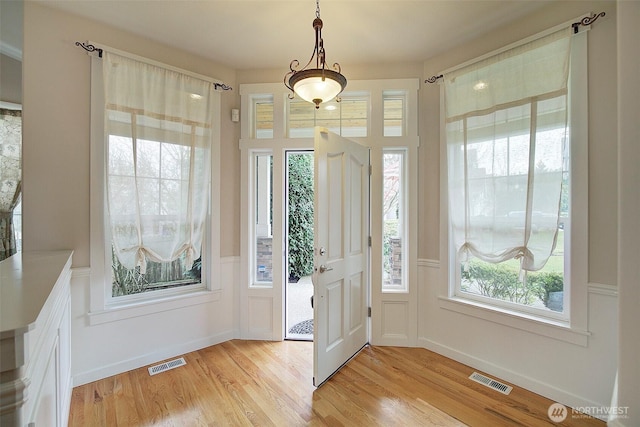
[286,275,313,339]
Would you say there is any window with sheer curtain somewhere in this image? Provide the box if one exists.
[445,28,573,314]
[0,108,21,261]
[103,52,214,297]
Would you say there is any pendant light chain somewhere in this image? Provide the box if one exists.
[316,0,321,18]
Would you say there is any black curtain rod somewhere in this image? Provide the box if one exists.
[75,41,102,57]
[425,12,606,84]
[74,41,232,91]
[571,12,606,34]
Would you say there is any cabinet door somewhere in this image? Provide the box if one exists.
[31,338,59,427]
[58,298,72,426]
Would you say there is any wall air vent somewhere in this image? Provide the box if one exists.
[148,357,187,376]
[469,372,513,395]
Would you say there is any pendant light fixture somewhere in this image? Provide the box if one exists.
[284,0,347,109]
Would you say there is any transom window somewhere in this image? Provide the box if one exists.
[383,92,405,137]
[253,95,274,139]
[287,95,369,138]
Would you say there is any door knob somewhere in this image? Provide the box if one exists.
[318,264,333,273]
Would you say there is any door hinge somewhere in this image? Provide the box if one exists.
[368,236,372,247]
[368,307,372,317]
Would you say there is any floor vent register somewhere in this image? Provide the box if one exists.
[469,371,513,395]
[148,357,187,376]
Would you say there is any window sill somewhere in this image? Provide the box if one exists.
[438,296,590,347]
[89,289,222,325]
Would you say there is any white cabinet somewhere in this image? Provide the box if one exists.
[0,251,73,427]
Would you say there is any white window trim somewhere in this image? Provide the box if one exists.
[88,54,222,326]
[239,79,419,341]
[249,149,275,288]
[439,19,590,345]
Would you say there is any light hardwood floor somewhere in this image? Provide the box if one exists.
[69,340,604,426]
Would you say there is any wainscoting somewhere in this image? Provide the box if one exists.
[68,256,618,422]
[69,256,239,386]
[417,259,618,420]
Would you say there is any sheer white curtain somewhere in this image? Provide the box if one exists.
[0,108,21,261]
[103,52,214,273]
[445,28,572,272]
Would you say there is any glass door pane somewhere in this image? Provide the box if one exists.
[253,153,273,286]
[382,150,407,291]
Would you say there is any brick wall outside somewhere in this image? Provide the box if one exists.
[256,237,273,281]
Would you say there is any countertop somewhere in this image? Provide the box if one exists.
[0,250,73,338]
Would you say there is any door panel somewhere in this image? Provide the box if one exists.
[326,280,344,348]
[313,127,370,386]
[327,153,343,261]
[350,272,364,331]
[350,155,363,254]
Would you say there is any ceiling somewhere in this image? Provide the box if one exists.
[32,1,547,70]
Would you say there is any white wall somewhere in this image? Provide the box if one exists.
[418,0,621,416]
[70,258,239,385]
[419,263,618,412]
[22,3,241,384]
[22,2,241,263]
[420,0,618,280]
[615,1,640,426]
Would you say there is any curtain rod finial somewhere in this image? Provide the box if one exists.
[572,12,606,34]
[75,41,103,57]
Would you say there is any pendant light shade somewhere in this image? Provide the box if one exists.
[284,1,347,108]
[289,69,347,106]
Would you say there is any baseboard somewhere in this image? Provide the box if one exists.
[608,419,631,427]
[72,330,235,386]
[417,336,609,421]
[240,331,279,341]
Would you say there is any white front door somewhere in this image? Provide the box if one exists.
[313,127,370,386]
